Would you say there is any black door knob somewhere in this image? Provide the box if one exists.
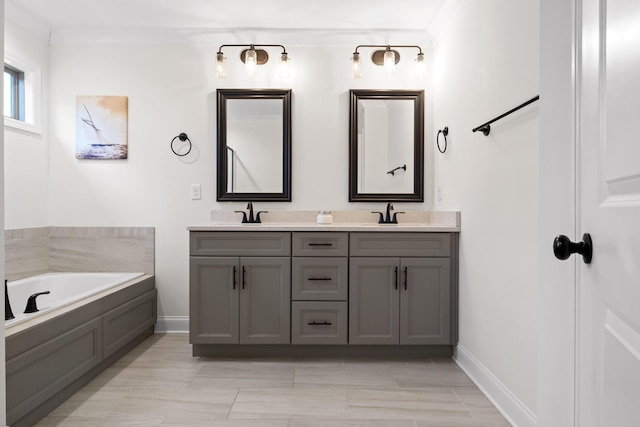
[553,233,593,264]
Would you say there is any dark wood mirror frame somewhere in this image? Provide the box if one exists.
[216,88,292,201]
[349,89,424,202]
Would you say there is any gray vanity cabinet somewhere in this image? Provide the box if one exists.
[189,229,458,354]
[349,233,453,345]
[189,232,291,345]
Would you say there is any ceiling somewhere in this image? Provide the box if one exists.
[6,0,460,45]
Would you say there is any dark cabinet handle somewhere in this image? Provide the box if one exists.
[553,233,593,264]
[308,321,332,326]
[308,243,333,247]
[242,266,246,289]
[232,265,237,290]
[308,277,332,281]
[394,266,398,290]
[403,266,408,290]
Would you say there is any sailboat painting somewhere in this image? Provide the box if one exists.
[76,96,128,159]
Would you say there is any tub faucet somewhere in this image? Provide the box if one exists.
[235,202,268,224]
[372,203,405,224]
[24,291,50,314]
[5,280,15,320]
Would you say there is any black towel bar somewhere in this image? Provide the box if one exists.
[473,95,539,136]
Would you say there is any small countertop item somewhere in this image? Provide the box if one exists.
[317,211,333,224]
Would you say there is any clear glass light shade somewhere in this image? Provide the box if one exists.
[244,48,257,76]
[216,52,226,79]
[351,52,362,79]
[383,50,396,76]
[279,53,290,79]
[414,53,426,79]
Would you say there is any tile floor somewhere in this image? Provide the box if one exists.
[35,334,511,426]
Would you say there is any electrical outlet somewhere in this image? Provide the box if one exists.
[191,184,201,200]
[437,184,443,202]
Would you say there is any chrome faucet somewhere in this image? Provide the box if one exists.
[235,202,268,224]
[372,203,405,224]
[5,280,15,320]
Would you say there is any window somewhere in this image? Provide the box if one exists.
[4,64,25,121]
[4,54,41,134]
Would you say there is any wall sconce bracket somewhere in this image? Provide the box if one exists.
[240,49,269,65]
[371,49,400,65]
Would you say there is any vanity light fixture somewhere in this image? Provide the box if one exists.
[350,44,425,79]
[215,44,289,78]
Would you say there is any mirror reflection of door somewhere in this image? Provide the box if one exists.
[357,99,414,194]
[226,99,283,193]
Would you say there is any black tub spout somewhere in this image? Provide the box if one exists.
[5,280,15,320]
[24,291,50,314]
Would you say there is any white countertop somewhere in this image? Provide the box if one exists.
[188,210,461,233]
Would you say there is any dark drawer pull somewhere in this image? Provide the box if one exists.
[308,321,332,326]
[308,243,333,247]
[308,277,332,281]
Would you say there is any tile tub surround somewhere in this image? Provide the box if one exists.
[34,333,510,426]
[201,210,461,232]
[5,227,155,281]
[5,227,50,281]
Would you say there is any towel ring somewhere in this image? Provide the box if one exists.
[437,127,449,154]
[171,133,192,157]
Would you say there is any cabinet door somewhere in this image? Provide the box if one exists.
[349,257,399,345]
[240,257,291,344]
[189,257,239,344]
[400,258,451,345]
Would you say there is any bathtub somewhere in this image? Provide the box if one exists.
[6,272,144,328]
[6,272,155,427]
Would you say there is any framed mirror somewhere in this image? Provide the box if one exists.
[349,89,424,202]
[217,88,292,201]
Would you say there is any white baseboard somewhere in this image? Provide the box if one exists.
[453,345,537,427]
[155,316,189,333]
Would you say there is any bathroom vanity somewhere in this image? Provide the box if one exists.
[188,211,460,357]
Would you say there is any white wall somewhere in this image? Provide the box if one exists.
[4,21,49,228]
[433,0,539,418]
[44,42,434,323]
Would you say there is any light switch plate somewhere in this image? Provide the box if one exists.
[191,184,201,200]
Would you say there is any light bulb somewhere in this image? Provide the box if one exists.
[279,53,290,79]
[383,49,396,76]
[415,52,426,79]
[245,48,257,76]
[216,52,226,79]
[351,52,362,79]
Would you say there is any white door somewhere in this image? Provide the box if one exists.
[573,0,640,425]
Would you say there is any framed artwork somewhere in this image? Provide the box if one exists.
[76,95,128,159]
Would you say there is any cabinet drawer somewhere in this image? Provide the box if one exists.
[190,232,290,256]
[292,232,348,257]
[291,302,347,345]
[350,232,451,257]
[292,258,348,301]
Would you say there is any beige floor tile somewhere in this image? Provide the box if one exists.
[162,421,289,427]
[34,334,510,427]
[346,387,472,421]
[46,388,126,418]
[104,387,233,421]
[294,364,399,389]
[229,387,350,419]
[36,417,164,426]
[289,421,416,427]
